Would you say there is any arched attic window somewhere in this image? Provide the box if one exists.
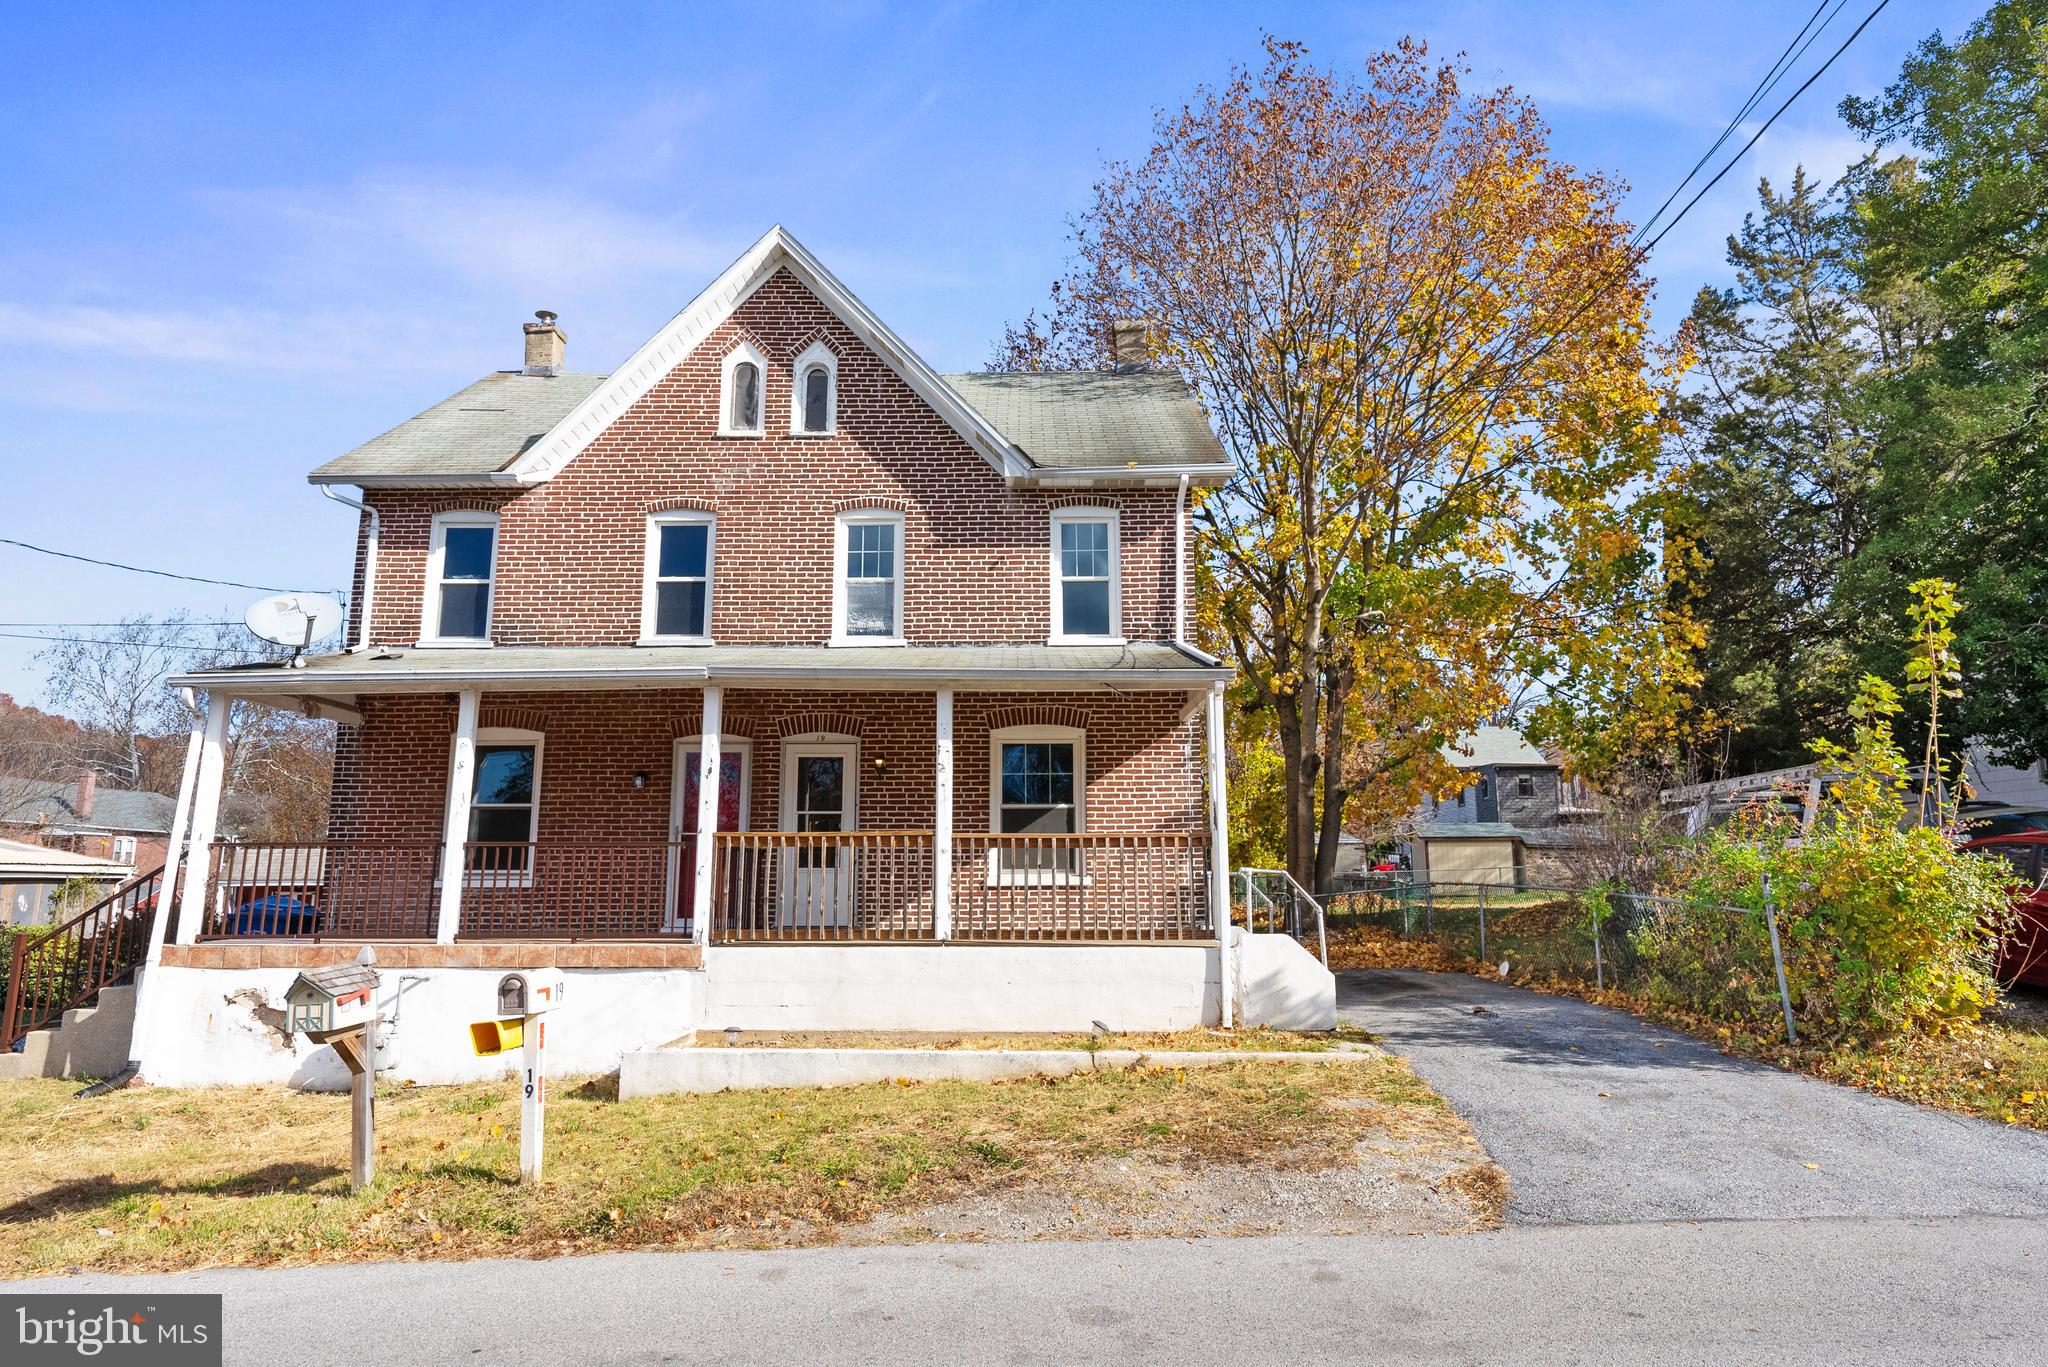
[790,341,838,436]
[719,342,768,437]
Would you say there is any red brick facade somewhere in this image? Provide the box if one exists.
[349,271,1183,650]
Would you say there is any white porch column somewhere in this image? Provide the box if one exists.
[435,689,481,945]
[692,686,723,945]
[1206,682,1234,1027]
[145,696,207,965]
[933,688,954,941]
[173,693,232,945]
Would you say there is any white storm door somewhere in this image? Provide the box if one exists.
[780,742,857,928]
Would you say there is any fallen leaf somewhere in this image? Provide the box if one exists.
[1802,1163,1819,1170]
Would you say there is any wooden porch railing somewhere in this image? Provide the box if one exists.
[713,831,937,941]
[189,831,1213,946]
[3,865,163,1051]
[458,841,696,939]
[949,833,1210,941]
[198,841,441,940]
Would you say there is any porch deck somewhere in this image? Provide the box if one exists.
[194,830,1212,945]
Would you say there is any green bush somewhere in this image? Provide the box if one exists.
[1636,677,2016,1042]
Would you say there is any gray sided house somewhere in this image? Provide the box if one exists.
[1404,726,1600,885]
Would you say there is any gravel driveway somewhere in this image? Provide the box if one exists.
[1338,969,2048,1225]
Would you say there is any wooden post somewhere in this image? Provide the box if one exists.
[3,932,25,1053]
[174,695,231,944]
[520,1015,545,1183]
[692,687,723,946]
[933,689,953,941]
[436,690,481,944]
[326,1021,377,1191]
[1205,683,1232,1027]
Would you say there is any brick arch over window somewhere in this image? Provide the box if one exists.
[832,496,910,514]
[984,704,1090,733]
[671,715,756,740]
[431,500,508,517]
[772,711,867,739]
[479,705,548,734]
[1046,494,1126,512]
[647,495,718,514]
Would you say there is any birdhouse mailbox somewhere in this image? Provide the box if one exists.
[284,962,379,1041]
[495,969,565,1018]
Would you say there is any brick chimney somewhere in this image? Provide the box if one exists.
[1110,318,1158,372]
[523,310,566,377]
[73,769,96,822]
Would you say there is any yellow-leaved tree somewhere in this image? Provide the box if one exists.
[993,37,1692,888]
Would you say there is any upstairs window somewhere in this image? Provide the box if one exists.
[718,343,767,437]
[833,510,903,645]
[424,512,497,644]
[790,341,838,435]
[641,512,716,643]
[1517,772,1536,798]
[1049,509,1120,642]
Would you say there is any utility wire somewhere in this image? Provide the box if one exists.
[0,536,335,595]
[0,630,241,647]
[0,621,241,629]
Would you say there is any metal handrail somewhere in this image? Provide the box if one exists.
[1237,866,1329,967]
[3,864,164,1050]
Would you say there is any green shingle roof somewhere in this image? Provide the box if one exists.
[309,371,609,483]
[941,371,1227,471]
[308,367,1225,485]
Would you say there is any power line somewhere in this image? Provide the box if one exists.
[0,536,335,595]
[1643,0,1893,253]
[0,621,241,629]
[0,630,239,647]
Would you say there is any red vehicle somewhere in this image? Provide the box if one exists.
[1964,832,2048,988]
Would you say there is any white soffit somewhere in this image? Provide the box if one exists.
[504,225,1029,484]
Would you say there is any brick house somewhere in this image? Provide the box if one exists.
[142,227,1331,1086]
[0,770,176,872]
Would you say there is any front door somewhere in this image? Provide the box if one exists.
[780,741,857,927]
[670,739,749,931]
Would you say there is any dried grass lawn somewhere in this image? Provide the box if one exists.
[0,1052,1497,1278]
[677,1026,1376,1051]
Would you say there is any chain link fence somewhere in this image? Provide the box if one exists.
[1321,870,1802,1044]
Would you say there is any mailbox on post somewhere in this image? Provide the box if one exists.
[283,952,382,1192]
[495,969,565,1018]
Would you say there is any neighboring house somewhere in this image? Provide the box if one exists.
[133,225,1332,1088]
[0,837,131,927]
[1961,745,2048,838]
[0,771,176,871]
[1402,726,1600,885]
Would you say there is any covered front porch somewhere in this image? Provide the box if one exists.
[164,646,1233,951]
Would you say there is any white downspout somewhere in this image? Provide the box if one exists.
[322,485,379,652]
[1171,472,1221,666]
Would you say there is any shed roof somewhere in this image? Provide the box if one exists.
[308,370,608,483]
[942,371,1226,472]
[0,837,132,879]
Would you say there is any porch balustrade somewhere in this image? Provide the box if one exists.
[194,831,1211,944]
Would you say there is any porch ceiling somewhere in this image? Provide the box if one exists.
[172,642,1229,707]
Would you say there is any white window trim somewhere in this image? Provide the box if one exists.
[112,835,137,863]
[789,340,839,436]
[448,727,543,889]
[830,509,906,647]
[987,723,1087,886]
[419,510,499,647]
[638,511,717,645]
[717,341,769,438]
[1047,507,1123,645]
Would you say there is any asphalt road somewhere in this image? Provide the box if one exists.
[1337,968,2048,1224]
[43,1216,2045,1366]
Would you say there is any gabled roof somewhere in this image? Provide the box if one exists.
[309,371,607,484]
[1444,726,1553,770]
[0,781,176,835]
[308,226,1233,490]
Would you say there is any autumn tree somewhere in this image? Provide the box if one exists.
[995,38,1684,888]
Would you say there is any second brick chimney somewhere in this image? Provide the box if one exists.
[523,311,566,377]
[74,769,96,822]
[1110,318,1159,372]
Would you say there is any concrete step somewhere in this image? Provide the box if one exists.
[0,984,135,1081]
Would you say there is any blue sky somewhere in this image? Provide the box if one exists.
[0,0,1982,710]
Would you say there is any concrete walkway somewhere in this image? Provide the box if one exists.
[45,1217,2046,1365]
[1337,969,2048,1225]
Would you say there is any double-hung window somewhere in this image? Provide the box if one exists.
[640,513,715,643]
[1049,509,1120,642]
[991,726,1085,879]
[833,511,904,645]
[425,512,497,644]
[465,729,541,880]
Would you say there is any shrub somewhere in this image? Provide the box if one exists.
[1636,676,2016,1042]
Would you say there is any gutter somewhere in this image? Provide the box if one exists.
[167,660,1230,692]
[320,486,379,651]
